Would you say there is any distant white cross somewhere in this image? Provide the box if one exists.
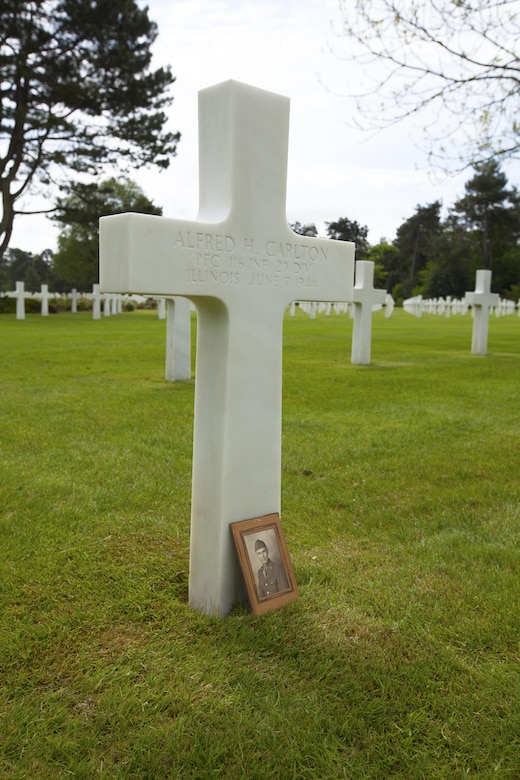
[40,284,50,317]
[465,269,499,355]
[100,80,354,616]
[92,284,101,320]
[8,281,31,320]
[351,260,386,364]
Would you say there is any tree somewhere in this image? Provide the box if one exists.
[325,217,369,259]
[52,177,163,235]
[419,219,474,299]
[392,202,443,298]
[0,0,179,259]
[290,221,318,237]
[366,241,395,290]
[1,246,54,291]
[451,161,520,270]
[337,0,520,171]
[52,177,161,290]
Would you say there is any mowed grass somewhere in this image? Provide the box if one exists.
[1,307,519,779]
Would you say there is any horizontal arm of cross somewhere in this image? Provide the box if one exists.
[100,212,354,307]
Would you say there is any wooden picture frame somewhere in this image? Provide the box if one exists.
[230,513,299,614]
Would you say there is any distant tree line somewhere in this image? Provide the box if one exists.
[292,161,520,303]
[0,178,161,293]
[2,162,519,303]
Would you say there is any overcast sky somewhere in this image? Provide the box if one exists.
[10,0,517,254]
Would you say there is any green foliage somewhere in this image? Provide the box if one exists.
[290,221,318,237]
[0,295,41,314]
[392,201,443,298]
[1,310,520,777]
[53,178,163,233]
[325,216,369,259]
[366,240,396,264]
[1,248,55,292]
[373,164,520,298]
[53,234,100,292]
[452,160,520,275]
[0,0,178,258]
[366,240,396,290]
[418,219,474,299]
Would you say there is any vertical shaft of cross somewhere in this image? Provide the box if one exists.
[351,260,386,365]
[189,298,286,614]
[197,81,290,232]
[188,82,292,614]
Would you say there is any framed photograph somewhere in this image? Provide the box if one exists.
[230,513,299,614]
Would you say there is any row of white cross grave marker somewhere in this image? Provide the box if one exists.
[404,292,518,319]
[405,269,520,354]
[7,252,514,374]
[2,282,126,319]
[99,80,519,617]
[8,274,518,334]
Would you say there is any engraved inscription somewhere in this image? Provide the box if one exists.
[187,268,240,285]
[174,231,235,252]
[265,241,328,263]
[174,229,327,289]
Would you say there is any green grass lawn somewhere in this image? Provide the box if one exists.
[1,308,519,779]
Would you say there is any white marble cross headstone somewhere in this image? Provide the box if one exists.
[92,283,101,320]
[385,293,395,318]
[464,269,499,355]
[100,80,354,616]
[11,281,29,320]
[40,284,50,317]
[351,260,386,365]
[165,297,191,381]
